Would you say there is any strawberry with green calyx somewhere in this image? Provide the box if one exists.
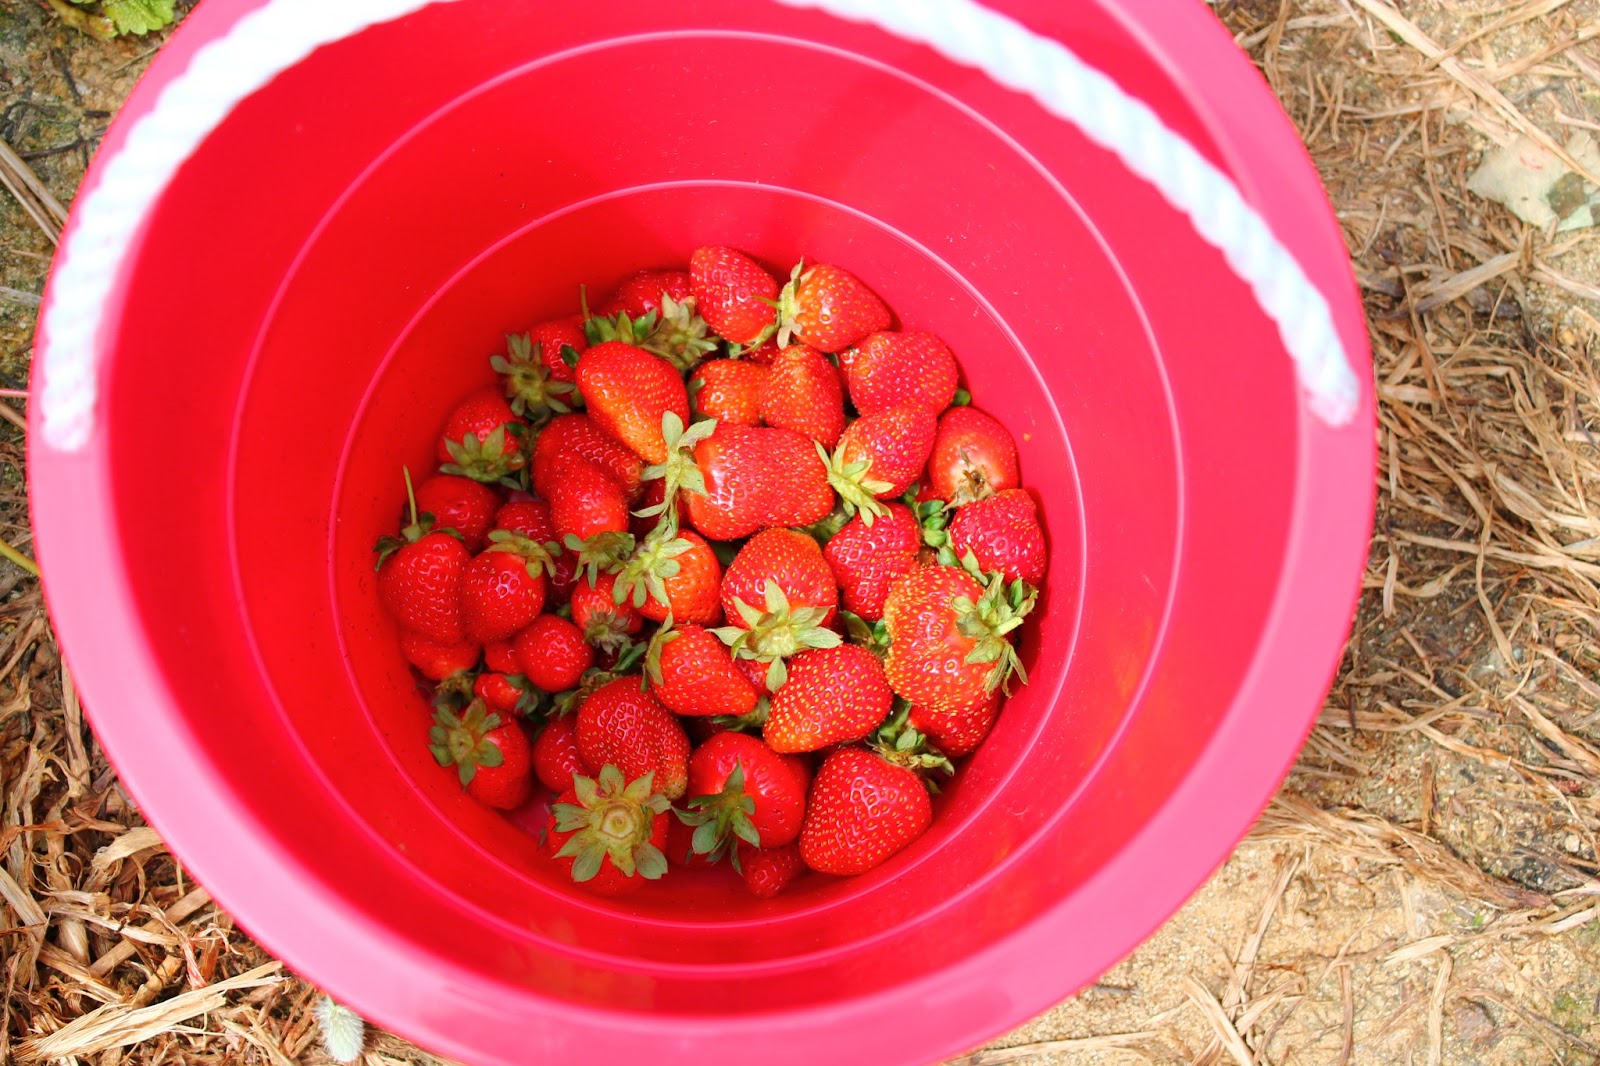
[883,566,1037,713]
[576,676,691,800]
[437,386,527,488]
[737,842,806,898]
[871,700,956,778]
[645,617,762,719]
[636,412,717,522]
[773,261,890,353]
[400,631,481,682]
[690,246,780,347]
[543,456,634,584]
[615,516,723,625]
[376,468,470,644]
[532,712,589,793]
[719,528,839,630]
[460,535,554,644]
[679,732,811,867]
[822,409,937,520]
[799,747,932,875]
[493,499,578,604]
[575,341,690,465]
[907,691,1002,758]
[713,579,842,693]
[905,492,952,549]
[491,331,579,425]
[689,359,766,427]
[474,671,540,718]
[569,573,644,657]
[683,424,836,541]
[428,698,533,811]
[764,643,894,754]
[760,344,846,448]
[514,614,594,693]
[547,766,671,891]
[944,488,1048,586]
[825,504,922,622]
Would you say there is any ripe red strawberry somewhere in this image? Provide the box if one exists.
[945,489,1047,586]
[569,573,644,656]
[840,331,959,416]
[615,524,722,625]
[737,841,806,898]
[645,622,761,718]
[823,409,936,519]
[490,329,580,424]
[760,344,846,448]
[679,732,811,863]
[690,246,779,346]
[908,692,1002,758]
[546,767,670,893]
[774,262,890,353]
[684,424,835,541]
[721,528,839,630]
[377,528,470,644]
[514,613,594,693]
[823,503,921,622]
[532,413,645,500]
[412,475,501,553]
[493,499,576,603]
[484,637,520,674]
[689,359,767,427]
[607,269,693,318]
[436,385,526,485]
[741,339,782,365]
[575,342,690,465]
[928,407,1020,506]
[765,644,893,753]
[575,676,690,800]
[458,539,552,644]
[532,712,589,792]
[799,748,931,875]
[474,671,533,717]
[530,315,588,385]
[883,566,1036,713]
[399,631,480,681]
[429,699,532,810]
[717,529,841,690]
[545,455,633,578]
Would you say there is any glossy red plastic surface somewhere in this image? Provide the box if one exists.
[28,2,1375,1063]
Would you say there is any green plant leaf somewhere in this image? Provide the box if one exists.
[103,0,175,35]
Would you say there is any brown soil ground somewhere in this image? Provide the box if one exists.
[4,2,1600,1063]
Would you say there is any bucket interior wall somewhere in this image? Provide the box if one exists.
[98,0,1297,1012]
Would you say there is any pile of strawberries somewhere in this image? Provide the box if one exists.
[374,246,1047,897]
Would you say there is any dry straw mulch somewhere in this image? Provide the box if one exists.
[5,1,1600,1063]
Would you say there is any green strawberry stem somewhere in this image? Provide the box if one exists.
[563,531,635,587]
[675,762,761,870]
[374,466,459,567]
[490,332,578,425]
[487,529,560,578]
[710,580,841,692]
[953,572,1039,694]
[952,388,972,407]
[615,517,691,610]
[799,503,853,546]
[872,700,954,779]
[771,260,806,349]
[552,766,671,882]
[441,423,527,489]
[643,615,678,689]
[427,700,505,788]
[707,698,770,735]
[638,412,716,524]
[818,440,891,526]
[839,610,891,657]
[641,293,718,372]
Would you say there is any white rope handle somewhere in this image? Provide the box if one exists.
[38,0,1360,452]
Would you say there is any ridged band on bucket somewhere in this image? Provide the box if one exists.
[36,0,1362,453]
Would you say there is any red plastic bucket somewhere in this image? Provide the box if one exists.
[28,2,1375,1063]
